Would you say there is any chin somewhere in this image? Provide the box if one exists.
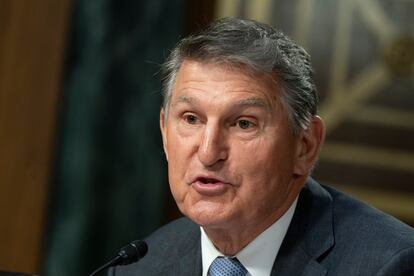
[183,201,234,228]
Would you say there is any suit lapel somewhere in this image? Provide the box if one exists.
[157,226,202,276]
[173,241,202,276]
[270,246,327,276]
[157,179,333,276]
[271,178,334,276]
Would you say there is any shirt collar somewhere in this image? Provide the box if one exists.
[201,197,298,276]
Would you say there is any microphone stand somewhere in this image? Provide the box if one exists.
[89,255,122,276]
[89,240,148,276]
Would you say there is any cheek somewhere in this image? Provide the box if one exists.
[165,132,196,201]
[168,179,183,205]
[166,132,189,165]
[234,138,289,171]
[234,138,295,189]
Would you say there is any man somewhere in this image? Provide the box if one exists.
[110,18,414,275]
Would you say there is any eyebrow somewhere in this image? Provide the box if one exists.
[173,95,269,110]
[235,97,268,109]
[173,95,194,106]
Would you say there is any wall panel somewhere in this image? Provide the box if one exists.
[0,0,71,273]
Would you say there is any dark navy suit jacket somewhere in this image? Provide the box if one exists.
[109,179,414,275]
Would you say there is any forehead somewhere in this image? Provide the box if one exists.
[171,60,283,109]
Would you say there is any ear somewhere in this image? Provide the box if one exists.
[160,108,168,161]
[293,116,325,177]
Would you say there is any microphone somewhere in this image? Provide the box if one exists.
[89,240,148,276]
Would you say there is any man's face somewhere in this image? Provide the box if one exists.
[160,60,308,232]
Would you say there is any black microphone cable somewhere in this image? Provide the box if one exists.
[89,240,148,276]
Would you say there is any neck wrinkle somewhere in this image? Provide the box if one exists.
[203,207,287,255]
[203,178,305,255]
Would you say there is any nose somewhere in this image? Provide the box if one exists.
[197,122,228,167]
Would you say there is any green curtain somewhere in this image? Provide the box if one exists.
[43,1,184,275]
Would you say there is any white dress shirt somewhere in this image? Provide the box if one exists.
[201,197,298,276]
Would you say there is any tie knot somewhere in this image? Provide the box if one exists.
[209,256,247,276]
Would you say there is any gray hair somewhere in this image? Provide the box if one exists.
[161,18,318,135]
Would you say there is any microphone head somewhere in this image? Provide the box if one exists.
[117,240,148,265]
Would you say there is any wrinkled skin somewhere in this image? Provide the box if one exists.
[160,60,325,254]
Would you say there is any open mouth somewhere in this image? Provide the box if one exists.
[197,177,220,184]
[192,176,228,195]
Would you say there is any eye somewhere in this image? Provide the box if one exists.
[238,119,252,129]
[183,114,199,125]
[233,118,258,130]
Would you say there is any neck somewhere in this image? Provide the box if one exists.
[203,178,306,255]
[203,201,293,255]
[204,228,253,256]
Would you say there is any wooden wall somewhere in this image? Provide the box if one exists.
[0,0,71,273]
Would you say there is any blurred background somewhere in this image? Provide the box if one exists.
[0,0,413,275]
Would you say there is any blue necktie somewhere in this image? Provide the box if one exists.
[209,256,247,276]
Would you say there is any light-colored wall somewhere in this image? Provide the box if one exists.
[215,0,414,225]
